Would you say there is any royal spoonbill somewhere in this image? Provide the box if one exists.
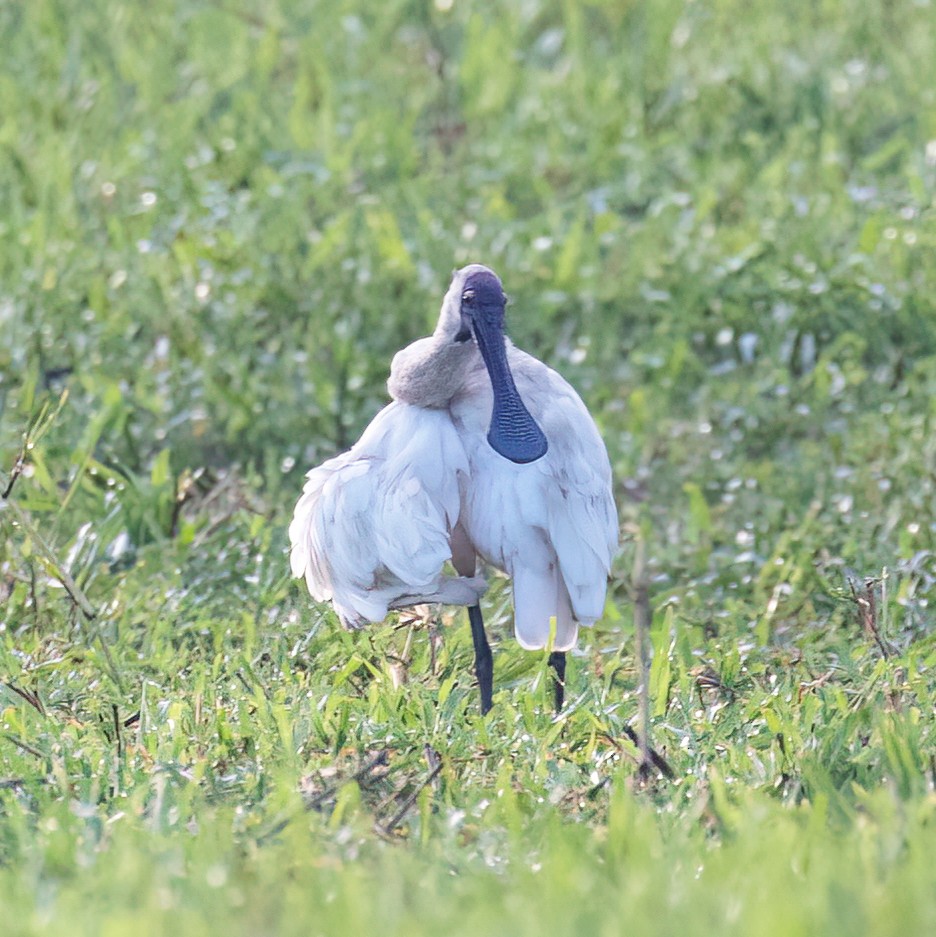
[289,264,618,713]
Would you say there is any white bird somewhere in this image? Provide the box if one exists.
[289,264,618,713]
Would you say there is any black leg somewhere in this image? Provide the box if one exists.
[468,604,493,714]
[548,651,566,711]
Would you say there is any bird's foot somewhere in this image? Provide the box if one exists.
[393,575,487,610]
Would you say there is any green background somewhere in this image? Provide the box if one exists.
[1,1,935,934]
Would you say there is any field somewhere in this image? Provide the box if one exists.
[2,0,936,934]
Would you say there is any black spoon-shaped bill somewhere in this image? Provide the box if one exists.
[471,314,548,465]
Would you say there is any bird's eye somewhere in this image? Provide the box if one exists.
[462,289,475,304]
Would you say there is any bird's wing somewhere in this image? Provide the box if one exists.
[453,352,618,649]
[532,365,619,622]
[457,438,600,651]
[367,402,467,584]
[288,402,471,627]
[288,453,349,601]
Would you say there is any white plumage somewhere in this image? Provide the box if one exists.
[445,345,617,650]
[289,264,618,711]
[289,402,486,626]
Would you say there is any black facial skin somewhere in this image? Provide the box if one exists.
[454,271,506,343]
[456,270,548,464]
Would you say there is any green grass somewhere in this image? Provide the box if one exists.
[2,0,936,934]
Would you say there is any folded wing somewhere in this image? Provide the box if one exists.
[454,352,618,651]
[288,402,484,627]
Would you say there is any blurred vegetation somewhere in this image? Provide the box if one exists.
[1,0,935,934]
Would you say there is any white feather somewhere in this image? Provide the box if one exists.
[288,402,484,628]
[450,345,618,649]
[290,265,618,662]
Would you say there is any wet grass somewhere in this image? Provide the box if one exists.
[2,1,936,934]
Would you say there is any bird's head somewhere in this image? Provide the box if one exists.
[455,266,507,342]
[439,264,548,464]
[436,264,507,344]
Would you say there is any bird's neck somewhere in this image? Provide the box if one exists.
[474,325,548,464]
[388,337,475,408]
